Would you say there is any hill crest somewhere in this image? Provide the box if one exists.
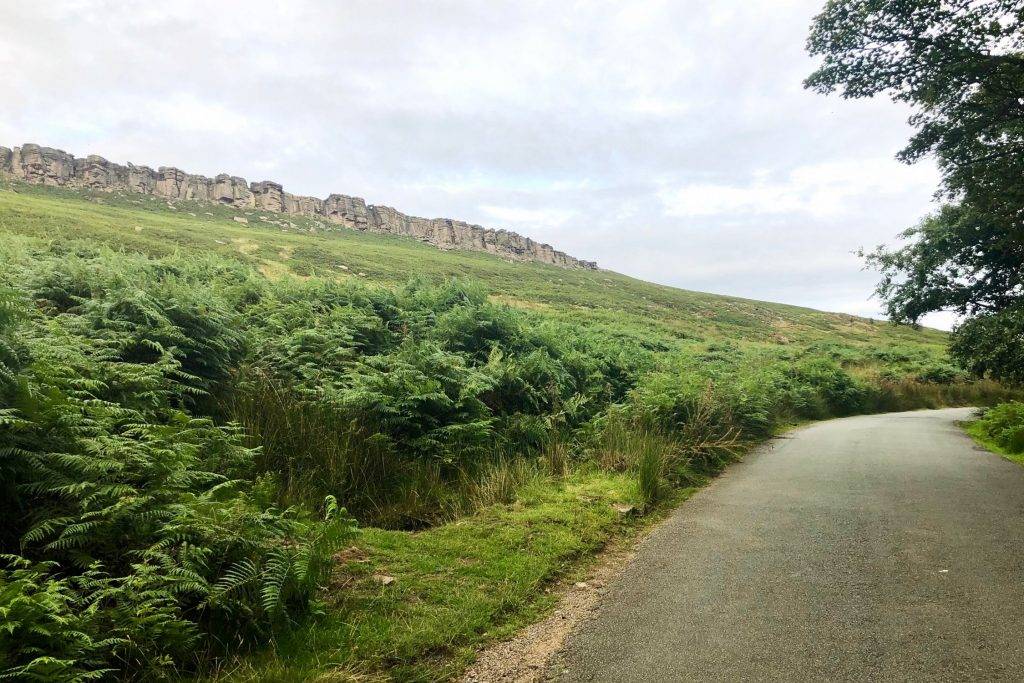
[0,142,596,269]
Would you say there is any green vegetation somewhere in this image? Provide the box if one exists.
[806,1,1024,382]
[966,402,1024,465]
[217,471,668,681]
[0,183,1015,680]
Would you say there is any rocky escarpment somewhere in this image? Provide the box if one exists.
[0,143,596,269]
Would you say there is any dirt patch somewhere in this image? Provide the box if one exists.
[258,261,289,280]
[459,531,649,683]
[488,294,554,312]
[231,237,259,255]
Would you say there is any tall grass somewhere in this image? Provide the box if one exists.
[594,385,743,508]
[466,457,546,510]
[867,378,1015,412]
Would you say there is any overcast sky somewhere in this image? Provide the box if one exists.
[0,0,954,328]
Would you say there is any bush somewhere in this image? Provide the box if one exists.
[951,304,1024,385]
[0,558,118,682]
[0,262,358,679]
[787,358,867,416]
[975,402,1024,454]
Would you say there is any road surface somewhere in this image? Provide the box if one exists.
[553,408,1024,681]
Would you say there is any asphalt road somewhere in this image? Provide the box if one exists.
[553,408,1024,682]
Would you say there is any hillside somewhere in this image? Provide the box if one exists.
[1,143,595,269]
[0,181,998,682]
[0,182,944,349]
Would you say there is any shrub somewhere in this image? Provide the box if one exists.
[914,362,965,384]
[975,402,1024,454]
[788,358,867,416]
[0,558,118,682]
[0,262,358,679]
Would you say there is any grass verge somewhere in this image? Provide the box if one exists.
[207,470,694,682]
[963,420,1024,466]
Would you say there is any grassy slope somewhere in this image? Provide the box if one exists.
[0,184,956,681]
[0,184,947,353]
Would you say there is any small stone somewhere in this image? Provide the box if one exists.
[574,581,589,589]
[612,503,637,515]
[233,216,248,224]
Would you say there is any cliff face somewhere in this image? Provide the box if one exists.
[0,143,596,269]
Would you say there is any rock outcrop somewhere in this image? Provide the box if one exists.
[0,143,596,269]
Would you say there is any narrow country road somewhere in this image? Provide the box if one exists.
[553,408,1024,682]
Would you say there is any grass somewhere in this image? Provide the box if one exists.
[962,402,1024,466]
[208,470,686,682]
[963,420,1022,463]
[0,182,950,351]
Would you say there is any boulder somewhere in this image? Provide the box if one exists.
[12,144,75,186]
[324,193,370,229]
[251,181,285,212]
[212,174,253,207]
[74,155,127,190]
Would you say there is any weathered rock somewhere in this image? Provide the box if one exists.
[127,164,157,194]
[0,142,597,269]
[0,146,13,175]
[188,174,213,201]
[11,144,75,186]
[74,155,127,190]
[369,204,412,236]
[324,194,370,229]
[212,174,253,207]
[283,192,324,216]
[251,181,284,212]
[155,167,190,199]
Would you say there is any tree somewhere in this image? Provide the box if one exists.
[805,0,1024,382]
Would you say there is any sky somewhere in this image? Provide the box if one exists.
[0,0,955,329]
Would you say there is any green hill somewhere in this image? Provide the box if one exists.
[0,183,945,348]
[0,182,1004,681]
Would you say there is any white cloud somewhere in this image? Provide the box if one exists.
[659,159,937,218]
[478,205,575,229]
[0,0,945,323]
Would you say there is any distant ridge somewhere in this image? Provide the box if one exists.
[0,143,596,269]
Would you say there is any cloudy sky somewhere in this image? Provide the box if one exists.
[0,0,952,327]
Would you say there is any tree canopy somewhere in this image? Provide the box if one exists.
[806,0,1024,382]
